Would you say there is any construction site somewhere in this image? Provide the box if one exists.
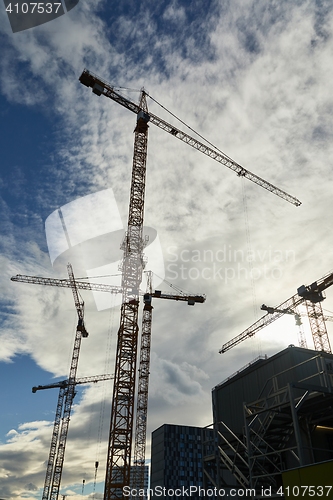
[7,68,333,500]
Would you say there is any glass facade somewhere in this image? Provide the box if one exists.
[150,424,214,499]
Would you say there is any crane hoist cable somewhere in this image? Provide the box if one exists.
[12,271,205,497]
[151,271,194,297]
[79,68,301,207]
[148,93,240,165]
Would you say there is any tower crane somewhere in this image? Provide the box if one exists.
[79,69,301,207]
[12,271,205,496]
[132,271,153,491]
[220,270,333,354]
[34,374,113,497]
[41,263,89,500]
[131,271,197,491]
[78,68,300,500]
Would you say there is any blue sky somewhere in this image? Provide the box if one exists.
[0,355,56,430]
[1,0,333,498]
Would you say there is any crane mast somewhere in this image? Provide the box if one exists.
[132,272,153,490]
[12,270,205,497]
[79,68,301,497]
[42,264,88,500]
[42,385,66,500]
[104,92,149,499]
[296,271,333,353]
[36,373,113,499]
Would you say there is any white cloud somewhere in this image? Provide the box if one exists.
[1,0,333,496]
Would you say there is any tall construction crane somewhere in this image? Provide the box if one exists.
[33,374,113,496]
[132,271,153,491]
[41,263,89,500]
[220,270,333,354]
[131,271,201,491]
[12,271,204,495]
[79,68,300,500]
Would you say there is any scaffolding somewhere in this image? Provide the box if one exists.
[204,350,333,497]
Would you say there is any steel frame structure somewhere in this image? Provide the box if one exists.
[205,353,333,495]
[220,271,333,354]
[132,271,153,490]
[42,264,88,500]
[104,93,149,498]
[79,69,301,207]
[12,269,204,498]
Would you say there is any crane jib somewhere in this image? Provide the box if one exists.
[79,69,302,207]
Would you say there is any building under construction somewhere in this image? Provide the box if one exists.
[202,345,333,496]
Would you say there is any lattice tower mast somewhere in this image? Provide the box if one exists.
[43,263,88,500]
[11,273,205,497]
[132,271,153,490]
[104,93,150,499]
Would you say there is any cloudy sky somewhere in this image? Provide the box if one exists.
[1,0,333,498]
